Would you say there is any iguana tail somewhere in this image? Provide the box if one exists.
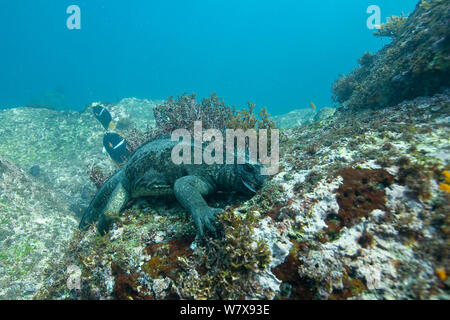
[79,169,129,233]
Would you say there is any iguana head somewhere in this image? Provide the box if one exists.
[236,162,267,195]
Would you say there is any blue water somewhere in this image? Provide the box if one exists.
[0,0,418,114]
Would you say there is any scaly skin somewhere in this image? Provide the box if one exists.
[79,137,266,237]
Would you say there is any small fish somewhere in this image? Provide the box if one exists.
[93,104,115,130]
[310,101,317,111]
[103,132,130,167]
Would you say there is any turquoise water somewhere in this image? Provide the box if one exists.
[0,0,417,113]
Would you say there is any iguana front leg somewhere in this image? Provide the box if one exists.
[174,175,222,238]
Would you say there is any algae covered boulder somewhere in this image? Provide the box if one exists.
[0,98,159,211]
[273,108,316,129]
[0,157,77,299]
[333,0,450,112]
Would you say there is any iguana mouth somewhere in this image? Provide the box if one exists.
[241,178,257,193]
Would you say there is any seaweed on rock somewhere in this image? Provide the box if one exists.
[177,211,272,299]
[326,168,394,233]
[334,0,450,112]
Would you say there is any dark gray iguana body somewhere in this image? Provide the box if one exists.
[79,137,266,237]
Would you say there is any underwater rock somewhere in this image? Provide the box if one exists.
[105,97,159,131]
[1,0,448,301]
[80,185,94,200]
[0,106,109,207]
[0,156,77,299]
[313,107,336,122]
[69,203,87,218]
[114,117,133,131]
[273,108,316,129]
[28,88,68,110]
[274,106,336,130]
[152,278,171,299]
[29,165,41,177]
[0,159,6,175]
[0,98,162,210]
[333,0,450,112]
[33,91,449,300]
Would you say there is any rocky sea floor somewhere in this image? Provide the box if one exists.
[0,91,448,300]
[0,98,160,299]
[0,0,449,301]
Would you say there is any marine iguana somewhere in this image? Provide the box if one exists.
[79,137,267,237]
